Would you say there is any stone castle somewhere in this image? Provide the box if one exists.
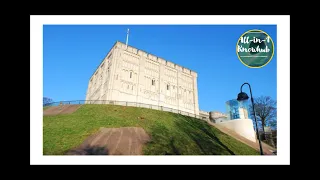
[85,41,199,116]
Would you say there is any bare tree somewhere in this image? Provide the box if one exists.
[269,119,277,129]
[43,97,53,106]
[249,96,277,140]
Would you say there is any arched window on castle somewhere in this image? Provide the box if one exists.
[152,79,155,86]
[130,71,132,78]
[167,84,170,90]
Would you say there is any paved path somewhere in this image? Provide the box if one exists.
[66,127,151,155]
[44,105,81,116]
[208,121,276,155]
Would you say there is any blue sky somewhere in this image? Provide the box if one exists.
[43,25,276,113]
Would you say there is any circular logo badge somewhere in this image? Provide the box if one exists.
[236,29,274,68]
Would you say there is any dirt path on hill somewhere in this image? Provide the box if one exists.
[43,105,81,115]
[66,127,151,155]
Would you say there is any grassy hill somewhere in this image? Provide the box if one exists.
[43,104,259,155]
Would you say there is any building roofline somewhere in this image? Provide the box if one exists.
[116,41,198,75]
[89,41,118,81]
[89,40,198,81]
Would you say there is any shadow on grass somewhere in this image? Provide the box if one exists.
[165,138,181,155]
[172,114,235,155]
[144,113,237,155]
[144,123,182,155]
[66,145,109,155]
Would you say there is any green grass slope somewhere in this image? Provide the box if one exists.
[43,104,259,155]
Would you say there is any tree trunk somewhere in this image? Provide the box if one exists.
[261,121,266,141]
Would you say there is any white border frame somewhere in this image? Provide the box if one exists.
[31,15,290,165]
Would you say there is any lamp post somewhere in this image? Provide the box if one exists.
[237,82,264,155]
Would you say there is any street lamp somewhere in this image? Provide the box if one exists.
[237,82,264,155]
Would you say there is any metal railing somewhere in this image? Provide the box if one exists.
[44,100,210,121]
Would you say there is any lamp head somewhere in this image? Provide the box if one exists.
[237,92,249,101]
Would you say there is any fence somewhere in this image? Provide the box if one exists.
[44,100,210,121]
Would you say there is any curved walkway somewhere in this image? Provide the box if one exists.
[209,122,276,155]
